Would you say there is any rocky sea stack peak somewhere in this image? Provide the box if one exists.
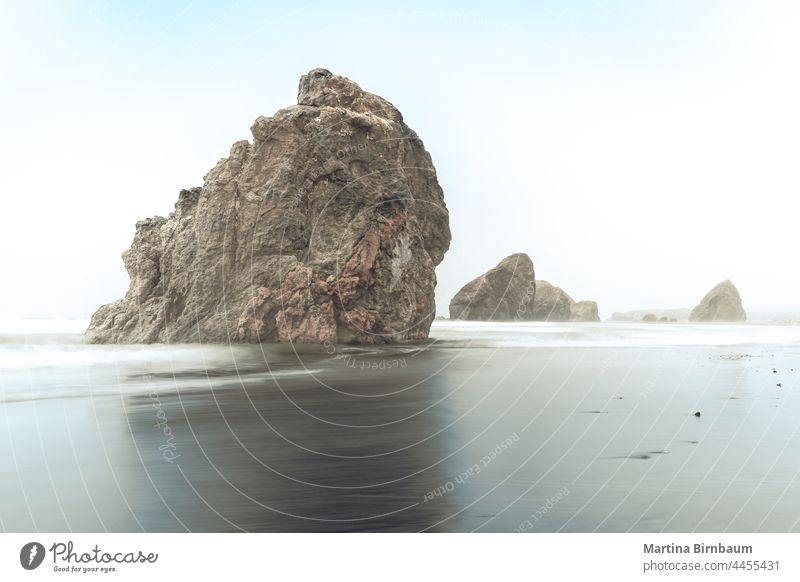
[86,69,450,344]
[297,68,404,122]
[689,279,746,322]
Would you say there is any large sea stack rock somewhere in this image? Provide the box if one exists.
[689,280,746,322]
[531,280,574,321]
[448,254,536,321]
[570,300,600,322]
[86,69,450,344]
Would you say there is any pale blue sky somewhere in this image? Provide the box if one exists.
[2,1,799,320]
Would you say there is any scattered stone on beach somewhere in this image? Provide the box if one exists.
[448,254,535,321]
[86,68,450,344]
[694,411,702,417]
[689,280,746,322]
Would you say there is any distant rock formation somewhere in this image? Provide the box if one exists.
[530,281,600,322]
[86,68,450,344]
[641,313,659,323]
[609,308,690,322]
[448,254,535,321]
[531,281,573,321]
[570,301,600,322]
[689,280,746,322]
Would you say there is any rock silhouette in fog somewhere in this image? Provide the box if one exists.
[689,280,746,322]
[532,281,600,322]
[609,308,690,322]
[570,300,600,322]
[531,281,573,321]
[448,254,536,321]
[86,69,450,344]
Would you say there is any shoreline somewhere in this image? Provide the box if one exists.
[1,328,799,532]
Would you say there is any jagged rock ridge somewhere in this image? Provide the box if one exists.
[87,68,450,344]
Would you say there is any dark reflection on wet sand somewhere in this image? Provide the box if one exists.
[3,325,800,532]
[124,348,461,532]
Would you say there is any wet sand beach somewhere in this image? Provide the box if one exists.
[2,322,800,532]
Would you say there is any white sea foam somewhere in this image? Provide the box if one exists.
[0,322,326,403]
[3,319,800,404]
[0,319,89,334]
[430,320,800,348]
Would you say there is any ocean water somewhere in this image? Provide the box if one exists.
[2,320,800,532]
[432,320,800,348]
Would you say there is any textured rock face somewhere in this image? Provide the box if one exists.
[448,254,536,321]
[531,280,574,321]
[689,280,746,322]
[569,300,600,322]
[87,69,450,344]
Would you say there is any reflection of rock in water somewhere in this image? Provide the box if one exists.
[123,350,457,531]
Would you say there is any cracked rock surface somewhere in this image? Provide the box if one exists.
[87,68,450,344]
